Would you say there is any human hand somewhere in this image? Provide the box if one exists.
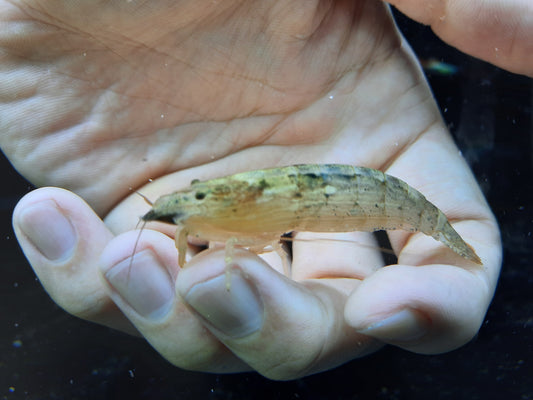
[383,0,533,77]
[4,0,501,379]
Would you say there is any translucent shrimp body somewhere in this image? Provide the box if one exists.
[142,164,482,266]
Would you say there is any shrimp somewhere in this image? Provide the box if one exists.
[141,164,482,269]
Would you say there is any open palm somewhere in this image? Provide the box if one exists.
[3,0,501,379]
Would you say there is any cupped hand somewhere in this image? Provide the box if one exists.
[4,0,502,379]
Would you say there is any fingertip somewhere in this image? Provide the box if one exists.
[11,187,128,326]
[14,197,77,262]
[353,307,431,343]
[13,187,77,243]
[13,187,111,259]
[386,0,533,76]
[100,239,249,373]
[13,186,107,273]
[345,265,488,354]
[13,187,97,268]
[177,249,375,379]
[99,229,178,278]
[176,247,269,293]
[176,249,268,339]
[99,230,179,321]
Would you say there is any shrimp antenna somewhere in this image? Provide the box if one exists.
[127,191,153,281]
[135,191,153,206]
[128,219,148,282]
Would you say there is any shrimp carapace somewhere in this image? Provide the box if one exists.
[142,164,482,266]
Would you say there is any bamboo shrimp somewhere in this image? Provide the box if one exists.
[141,164,482,267]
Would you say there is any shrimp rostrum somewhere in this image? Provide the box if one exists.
[141,164,482,267]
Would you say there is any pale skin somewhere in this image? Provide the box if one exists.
[4,0,526,379]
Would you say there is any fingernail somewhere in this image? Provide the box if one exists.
[356,309,429,342]
[104,250,174,319]
[17,200,76,261]
[184,271,263,338]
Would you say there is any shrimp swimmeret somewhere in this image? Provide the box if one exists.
[139,164,482,269]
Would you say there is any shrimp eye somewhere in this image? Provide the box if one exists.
[195,192,206,200]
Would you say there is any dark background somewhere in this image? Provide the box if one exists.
[1,10,532,400]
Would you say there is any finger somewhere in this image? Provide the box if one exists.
[344,263,498,354]
[12,187,135,333]
[99,230,249,373]
[386,0,533,76]
[176,249,382,380]
[292,231,386,281]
